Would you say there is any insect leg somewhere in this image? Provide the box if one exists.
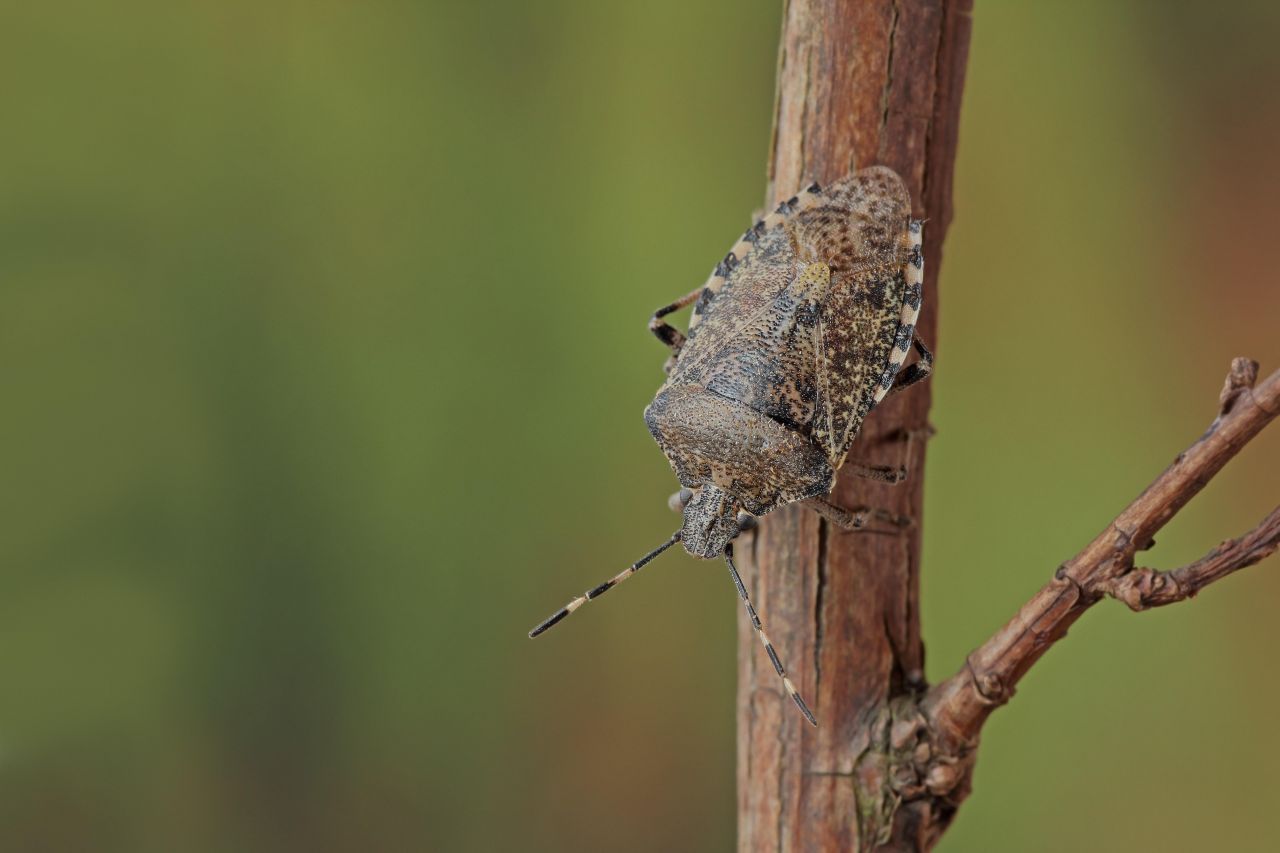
[887,336,934,394]
[528,532,682,638]
[723,544,817,726]
[803,496,910,532]
[648,286,704,355]
[844,461,908,484]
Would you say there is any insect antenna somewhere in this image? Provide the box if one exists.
[723,544,818,726]
[528,531,683,638]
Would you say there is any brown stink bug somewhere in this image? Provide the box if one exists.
[530,166,932,725]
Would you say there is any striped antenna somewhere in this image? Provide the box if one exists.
[724,544,818,726]
[529,531,682,638]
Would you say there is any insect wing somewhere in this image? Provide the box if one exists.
[811,264,911,465]
[789,167,916,468]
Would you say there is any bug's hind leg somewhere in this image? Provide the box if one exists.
[648,286,704,369]
[844,461,908,484]
[844,418,936,488]
[887,336,934,394]
[804,496,911,532]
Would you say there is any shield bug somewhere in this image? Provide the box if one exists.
[530,166,932,726]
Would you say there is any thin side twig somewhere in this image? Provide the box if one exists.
[923,358,1280,764]
[1101,506,1280,611]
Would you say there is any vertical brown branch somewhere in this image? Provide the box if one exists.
[737,1,972,850]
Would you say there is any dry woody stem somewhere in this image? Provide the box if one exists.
[739,1,972,850]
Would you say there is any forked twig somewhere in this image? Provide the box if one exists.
[923,359,1280,772]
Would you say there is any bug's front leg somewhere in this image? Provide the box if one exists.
[648,286,703,368]
[804,496,911,532]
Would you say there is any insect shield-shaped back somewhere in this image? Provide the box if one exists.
[531,167,925,729]
[645,166,919,545]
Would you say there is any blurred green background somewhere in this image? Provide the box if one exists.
[3,1,1278,851]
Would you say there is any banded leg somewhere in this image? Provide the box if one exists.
[888,336,933,394]
[724,544,817,726]
[648,286,703,356]
[804,496,910,532]
[649,182,827,364]
[528,532,682,637]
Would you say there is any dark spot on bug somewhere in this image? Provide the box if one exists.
[854,277,887,308]
[796,377,816,405]
[905,283,922,310]
[807,181,822,194]
[795,301,820,328]
[695,286,714,315]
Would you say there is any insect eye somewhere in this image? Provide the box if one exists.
[668,488,695,513]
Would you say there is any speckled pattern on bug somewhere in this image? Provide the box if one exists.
[531,166,933,726]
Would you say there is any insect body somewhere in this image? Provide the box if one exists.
[531,167,932,726]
